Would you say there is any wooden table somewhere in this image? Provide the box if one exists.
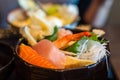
[104,26,120,80]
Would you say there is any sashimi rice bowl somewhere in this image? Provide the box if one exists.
[15,26,110,80]
[15,26,108,69]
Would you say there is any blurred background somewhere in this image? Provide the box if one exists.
[0,0,120,80]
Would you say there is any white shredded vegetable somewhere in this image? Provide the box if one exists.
[77,40,107,63]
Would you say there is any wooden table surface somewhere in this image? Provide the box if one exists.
[104,26,120,80]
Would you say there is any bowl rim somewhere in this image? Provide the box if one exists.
[0,42,14,71]
[14,38,110,72]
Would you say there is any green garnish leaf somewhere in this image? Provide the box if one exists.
[89,32,108,43]
[45,26,58,41]
[89,32,99,41]
[65,37,88,53]
[100,38,109,44]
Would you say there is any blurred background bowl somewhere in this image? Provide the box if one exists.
[7,0,80,30]
[0,42,14,80]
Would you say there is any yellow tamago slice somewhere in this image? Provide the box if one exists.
[65,56,95,69]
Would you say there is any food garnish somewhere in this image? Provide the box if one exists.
[45,26,58,41]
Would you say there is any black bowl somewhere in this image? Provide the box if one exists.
[0,42,14,80]
[14,38,110,80]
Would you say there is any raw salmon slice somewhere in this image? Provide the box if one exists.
[19,44,57,69]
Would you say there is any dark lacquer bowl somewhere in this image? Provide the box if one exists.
[14,37,110,80]
[0,42,14,80]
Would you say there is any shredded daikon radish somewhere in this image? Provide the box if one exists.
[77,40,107,63]
[77,39,89,58]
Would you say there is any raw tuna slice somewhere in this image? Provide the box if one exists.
[32,39,66,69]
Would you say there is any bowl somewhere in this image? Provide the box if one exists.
[7,0,80,29]
[7,9,80,33]
[14,37,109,80]
[0,42,14,80]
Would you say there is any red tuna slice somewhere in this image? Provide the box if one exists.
[32,39,66,69]
[57,28,73,39]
